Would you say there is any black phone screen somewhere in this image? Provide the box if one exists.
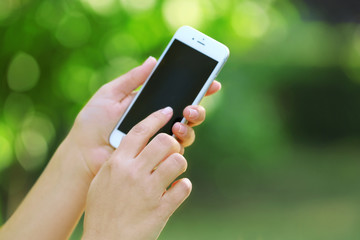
[118,39,218,135]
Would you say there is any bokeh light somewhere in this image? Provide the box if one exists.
[22,113,55,143]
[103,33,140,62]
[15,129,48,171]
[265,7,288,44]
[7,52,40,92]
[36,1,64,30]
[55,13,92,48]
[0,123,14,171]
[355,27,360,55]
[0,0,13,21]
[14,112,53,171]
[3,93,34,128]
[105,56,139,79]
[59,63,95,103]
[162,0,204,30]
[343,26,360,83]
[119,0,156,13]
[207,0,231,16]
[81,0,118,16]
[231,1,270,39]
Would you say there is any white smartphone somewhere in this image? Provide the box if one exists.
[109,26,229,148]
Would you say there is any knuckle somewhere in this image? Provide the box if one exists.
[108,159,123,176]
[103,160,114,171]
[131,122,148,135]
[108,158,138,180]
[108,157,124,171]
[152,110,165,121]
[122,165,140,184]
[171,153,187,172]
[156,133,172,144]
[156,133,180,152]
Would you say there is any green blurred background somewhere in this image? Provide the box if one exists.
[1,0,360,239]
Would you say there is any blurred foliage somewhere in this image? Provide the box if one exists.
[1,0,360,239]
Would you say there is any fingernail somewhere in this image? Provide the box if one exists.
[175,123,186,135]
[161,106,173,116]
[188,108,199,119]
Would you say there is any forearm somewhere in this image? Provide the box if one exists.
[0,137,93,240]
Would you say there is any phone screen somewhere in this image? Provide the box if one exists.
[118,39,218,135]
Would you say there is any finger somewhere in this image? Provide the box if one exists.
[137,133,181,172]
[180,145,184,155]
[105,57,157,101]
[172,122,195,147]
[101,92,138,139]
[113,87,142,119]
[205,80,221,96]
[160,178,192,216]
[183,105,206,127]
[119,91,137,106]
[152,153,187,191]
[118,107,173,158]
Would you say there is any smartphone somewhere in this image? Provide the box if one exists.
[109,26,229,148]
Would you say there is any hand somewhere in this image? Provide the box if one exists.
[83,107,191,240]
[67,57,221,177]
[0,57,220,240]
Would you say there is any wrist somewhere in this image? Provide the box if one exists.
[43,135,94,210]
[53,134,95,185]
[65,122,114,178]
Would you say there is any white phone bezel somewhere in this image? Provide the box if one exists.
[109,26,229,148]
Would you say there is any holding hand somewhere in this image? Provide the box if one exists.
[70,56,221,177]
[0,57,221,240]
[83,107,191,240]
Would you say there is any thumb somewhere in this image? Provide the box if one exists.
[107,56,157,101]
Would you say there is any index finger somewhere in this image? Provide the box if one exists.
[117,107,173,158]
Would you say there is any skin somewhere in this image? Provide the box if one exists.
[71,56,220,177]
[82,107,191,240]
[0,57,221,240]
